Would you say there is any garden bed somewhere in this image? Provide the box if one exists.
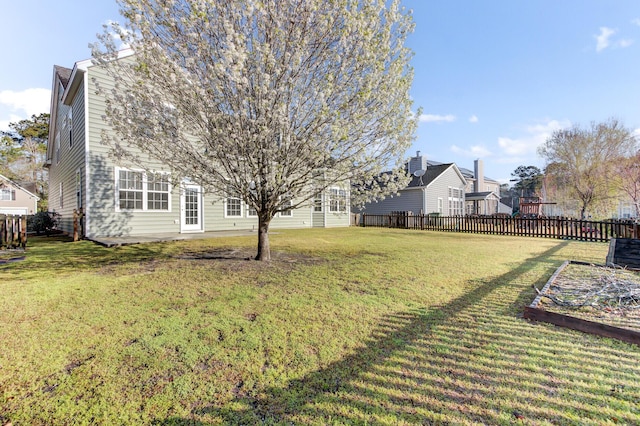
[524,260,640,345]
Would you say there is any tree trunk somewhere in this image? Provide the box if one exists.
[255,213,271,261]
[580,204,587,220]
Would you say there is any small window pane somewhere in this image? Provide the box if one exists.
[118,170,144,210]
[313,193,322,212]
[226,197,241,217]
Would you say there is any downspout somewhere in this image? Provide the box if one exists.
[423,186,427,215]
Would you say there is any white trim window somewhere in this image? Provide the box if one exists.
[117,169,143,210]
[313,193,323,212]
[438,197,443,214]
[115,168,171,211]
[147,173,170,210]
[0,188,16,201]
[329,188,347,213]
[246,204,258,217]
[75,169,82,209]
[55,130,61,164]
[225,189,242,217]
[279,196,292,217]
[448,187,464,216]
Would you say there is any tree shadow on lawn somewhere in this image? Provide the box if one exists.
[150,240,640,425]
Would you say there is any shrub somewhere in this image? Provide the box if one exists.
[28,211,60,235]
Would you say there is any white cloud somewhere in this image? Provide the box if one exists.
[594,26,634,52]
[0,88,51,131]
[451,144,492,158]
[469,115,479,123]
[632,18,640,26]
[0,114,24,132]
[497,119,570,158]
[633,128,640,138]
[595,27,616,52]
[0,88,51,118]
[618,39,634,48]
[419,113,456,123]
[104,19,134,49]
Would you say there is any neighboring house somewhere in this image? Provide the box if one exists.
[615,200,639,219]
[357,152,467,216]
[46,57,349,239]
[458,159,506,216]
[0,174,39,215]
[356,153,510,217]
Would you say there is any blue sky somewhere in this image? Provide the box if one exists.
[1,0,639,183]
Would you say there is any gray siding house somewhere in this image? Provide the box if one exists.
[0,174,39,215]
[357,153,467,216]
[46,56,350,239]
[460,159,505,215]
[427,158,509,216]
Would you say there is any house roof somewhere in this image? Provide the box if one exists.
[54,65,73,88]
[0,174,40,199]
[465,191,500,201]
[406,163,465,188]
[427,160,499,184]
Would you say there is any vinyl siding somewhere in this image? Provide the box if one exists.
[48,78,86,234]
[425,167,466,215]
[82,60,349,237]
[201,194,314,232]
[359,188,423,215]
[324,210,350,227]
[86,63,183,237]
[201,188,349,230]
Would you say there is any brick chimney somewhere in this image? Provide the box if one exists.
[474,159,485,192]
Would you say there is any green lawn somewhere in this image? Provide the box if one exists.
[1,228,639,425]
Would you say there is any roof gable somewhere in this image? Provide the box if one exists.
[54,65,72,89]
[406,163,466,188]
[428,159,499,184]
[0,174,40,199]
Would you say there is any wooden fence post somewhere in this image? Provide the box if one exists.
[11,216,18,248]
[20,215,27,250]
[0,215,5,249]
[73,209,79,241]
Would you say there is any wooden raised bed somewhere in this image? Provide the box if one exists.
[606,238,640,270]
[524,260,640,346]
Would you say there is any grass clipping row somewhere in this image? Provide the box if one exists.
[538,263,640,332]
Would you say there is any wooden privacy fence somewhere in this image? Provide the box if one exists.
[360,213,640,242]
[0,214,27,250]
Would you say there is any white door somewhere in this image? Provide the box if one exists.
[180,183,203,232]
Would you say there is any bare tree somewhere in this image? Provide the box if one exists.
[92,0,417,260]
[616,151,640,217]
[539,119,637,219]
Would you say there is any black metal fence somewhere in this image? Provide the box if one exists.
[359,213,639,242]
